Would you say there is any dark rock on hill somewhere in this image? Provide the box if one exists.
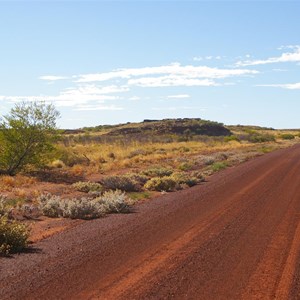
[105,118,231,137]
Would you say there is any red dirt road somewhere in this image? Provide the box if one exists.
[1,145,300,300]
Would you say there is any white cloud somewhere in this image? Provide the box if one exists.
[63,84,129,95]
[76,63,258,84]
[128,76,217,87]
[0,84,127,108]
[257,82,300,90]
[39,75,68,81]
[167,94,190,99]
[193,56,222,61]
[73,104,124,111]
[236,47,300,66]
[152,106,206,111]
[193,56,203,61]
[128,96,140,101]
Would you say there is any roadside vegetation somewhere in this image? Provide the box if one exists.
[0,101,299,254]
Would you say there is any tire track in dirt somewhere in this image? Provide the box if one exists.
[81,159,288,300]
[111,146,300,300]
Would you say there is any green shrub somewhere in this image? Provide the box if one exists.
[101,175,141,192]
[142,167,173,177]
[190,171,205,182]
[127,191,151,201]
[171,172,198,187]
[178,162,193,171]
[0,217,29,255]
[258,146,274,153]
[0,195,10,217]
[72,181,103,193]
[51,159,66,168]
[0,101,60,175]
[248,133,275,143]
[56,149,87,167]
[144,176,177,192]
[125,173,149,185]
[224,135,240,142]
[211,162,228,172]
[280,134,295,140]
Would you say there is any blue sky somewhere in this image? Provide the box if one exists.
[0,1,299,129]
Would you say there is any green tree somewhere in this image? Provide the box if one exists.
[0,101,60,175]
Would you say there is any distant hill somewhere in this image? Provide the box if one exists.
[104,118,231,137]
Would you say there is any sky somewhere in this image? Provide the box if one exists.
[0,1,299,129]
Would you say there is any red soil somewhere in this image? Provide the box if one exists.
[0,145,300,299]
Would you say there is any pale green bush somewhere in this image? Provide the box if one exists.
[39,194,62,217]
[96,190,130,213]
[39,190,130,219]
[125,173,149,185]
[171,172,198,187]
[101,175,141,192]
[142,167,173,178]
[0,217,29,255]
[72,181,103,193]
[61,197,106,219]
[144,176,177,192]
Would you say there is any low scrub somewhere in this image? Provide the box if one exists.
[72,181,103,193]
[190,171,205,182]
[224,135,240,142]
[142,167,173,177]
[144,176,177,192]
[101,175,141,192]
[0,195,10,217]
[248,133,276,143]
[280,134,295,140]
[171,172,198,187]
[211,162,228,172]
[98,190,130,213]
[144,171,203,192]
[126,173,149,185]
[178,162,193,171]
[39,190,130,219]
[39,194,105,219]
[0,217,29,255]
[127,149,150,158]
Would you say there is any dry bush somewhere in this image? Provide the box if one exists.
[96,190,130,213]
[144,176,177,192]
[142,167,173,178]
[69,165,85,177]
[38,191,130,219]
[101,175,141,192]
[0,217,29,255]
[126,173,149,185]
[72,181,103,193]
[0,175,37,191]
[171,172,198,187]
[51,160,66,168]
